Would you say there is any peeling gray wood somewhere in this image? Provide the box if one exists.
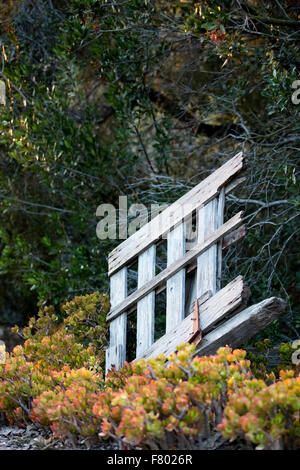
[107,212,243,323]
[105,345,123,373]
[105,268,127,373]
[195,297,286,356]
[224,176,246,195]
[108,153,244,276]
[222,225,246,249]
[0,81,6,106]
[136,246,156,357]
[200,275,244,332]
[186,225,246,275]
[197,198,218,297]
[137,276,244,360]
[126,224,246,317]
[166,223,186,333]
[217,187,225,291]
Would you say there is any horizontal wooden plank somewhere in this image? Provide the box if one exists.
[108,152,244,276]
[125,178,246,272]
[137,276,244,360]
[199,275,244,332]
[125,223,246,313]
[224,175,246,195]
[132,222,245,304]
[186,224,246,275]
[222,225,246,249]
[107,211,244,323]
[195,297,286,356]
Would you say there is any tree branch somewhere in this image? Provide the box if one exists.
[148,88,241,137]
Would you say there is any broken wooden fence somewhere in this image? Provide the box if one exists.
[105,152,285,372]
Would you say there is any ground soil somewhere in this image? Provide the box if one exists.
[0,423,246,451]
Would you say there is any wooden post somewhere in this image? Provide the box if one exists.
[166,223,186,333]
[105,268,127,373]
[0,81,6,106]
[136,246,156,357]
[196,297,286,356]
[197,198,218,298]
[217,188,225,291]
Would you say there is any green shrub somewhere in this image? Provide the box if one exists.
[0,292,109,423]
[1,302,299,451]
[92,345,252,449]
[219,369,300,450]
[31,367,102,444]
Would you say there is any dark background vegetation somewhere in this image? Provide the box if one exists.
[0,0,299,345]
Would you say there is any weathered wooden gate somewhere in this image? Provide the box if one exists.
[105,152,285,372]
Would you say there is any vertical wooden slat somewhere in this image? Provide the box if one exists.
[166,223,186,333]
[217,188,225,291]
[105,267,127,374]
[105,345,123,374]
[197,198,218,298]
[136,245,156,357]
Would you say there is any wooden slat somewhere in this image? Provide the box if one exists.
[0,80,6,106]
[185,224,246,276]
[196,297,286,356]
[137,276,244,360]
[166,223,186,333]
[199,275,244,332]
[197,198,218,297]
[123,224,247,315]
[107,211,244,323]
[224,175,246,195]
[105,345,123,372]
[217,187,225,290]
[108,153,244,276]
[111,174,246,273]
[136,246,156,357]
[105,268,127,373]
[138,223,246,301]
[184,220,245,317]
[185,176,245,253]
[185,190,224,312]
[222,225,246,249]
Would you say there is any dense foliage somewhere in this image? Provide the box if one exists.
[0,292,108,422]
[0,0,299,451]
[0,0,299,345]
[220,370,300,450]
[1,309,299,450]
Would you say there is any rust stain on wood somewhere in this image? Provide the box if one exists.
[189,298,202,346]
